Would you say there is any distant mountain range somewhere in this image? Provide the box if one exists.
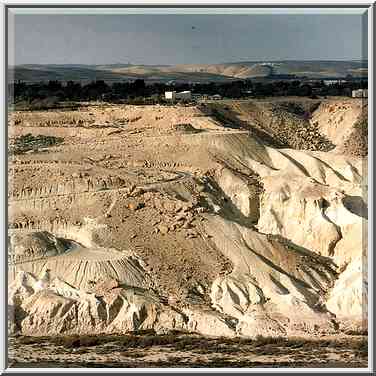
[8,60,368,83]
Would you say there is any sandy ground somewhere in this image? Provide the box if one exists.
[8,333,368,368]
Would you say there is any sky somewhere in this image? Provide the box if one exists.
[8,11,368,66]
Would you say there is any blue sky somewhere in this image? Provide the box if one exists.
[8,12,368,65]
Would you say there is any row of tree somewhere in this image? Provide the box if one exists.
[9,78,368,107]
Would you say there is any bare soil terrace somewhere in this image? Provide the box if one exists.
[7,98,368,368]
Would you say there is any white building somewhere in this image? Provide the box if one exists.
[165,90,192,101]
[352,89,368,98]
[165,91,176,100]
[176,91,191,101]
[324,79,345,86]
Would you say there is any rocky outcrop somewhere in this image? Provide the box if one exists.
[8,101,367,339]
[204,216,338,338]
[9,275,188,336]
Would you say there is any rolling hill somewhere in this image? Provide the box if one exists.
[9,60,367,83]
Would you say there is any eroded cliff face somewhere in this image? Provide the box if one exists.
[310,100,367,156]
[8,99,367,338]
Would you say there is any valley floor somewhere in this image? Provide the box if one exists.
[9,333,368,368]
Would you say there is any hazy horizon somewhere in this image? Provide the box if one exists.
[8,12,368,66]
[10,58,369,68]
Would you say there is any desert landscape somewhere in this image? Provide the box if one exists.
[7,96,368,367]
[9,60,367,83]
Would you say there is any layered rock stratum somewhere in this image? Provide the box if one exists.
[8,98,367,338]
